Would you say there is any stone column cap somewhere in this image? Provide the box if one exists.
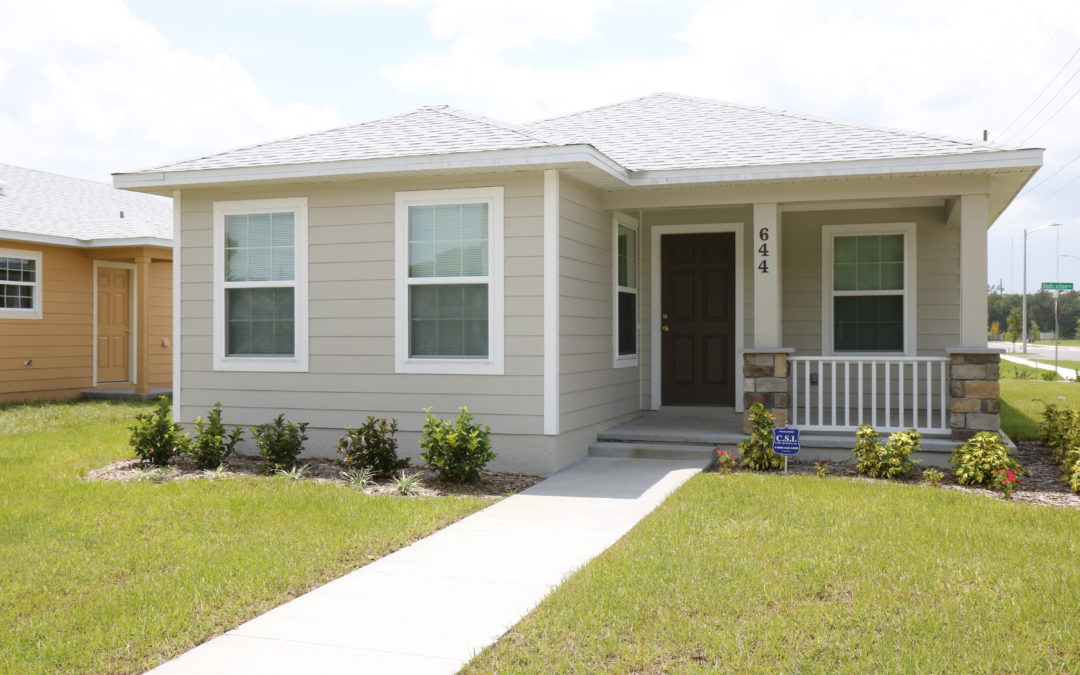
[945,347,1005,355]
[742,347,796,354]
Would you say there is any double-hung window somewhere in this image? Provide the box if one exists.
[823,223,915,354]
[0,248,42,320]
[613,213,638,367]
[395,187,503,374]
[213,198,308,372]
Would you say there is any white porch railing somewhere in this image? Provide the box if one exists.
[790,356,950,434]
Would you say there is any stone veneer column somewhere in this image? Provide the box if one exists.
[742,348,794,433]
[946,348,1002,441]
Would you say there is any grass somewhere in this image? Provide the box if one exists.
[0,400,488,674]
[1000,379,1080,439]
[1033,339,1080,346]
[466,473,1080,673]
[1000,360,1062,380]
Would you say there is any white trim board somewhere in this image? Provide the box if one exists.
[543,170,560,435]
[0,229,171,249]
[171,191,182,419]
[612,211,640,369]
[0,246,43,320]
[91,260,137,387]
[649,223,745,412]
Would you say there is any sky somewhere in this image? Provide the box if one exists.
[1,0,1078,292]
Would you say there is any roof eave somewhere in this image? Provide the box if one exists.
[0,230,172,248]
[113,144,629,193]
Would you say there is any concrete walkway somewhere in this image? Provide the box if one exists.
[150,457,704,674]
[1001,353,1078,379]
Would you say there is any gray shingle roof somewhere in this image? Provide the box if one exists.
[518,93,1017,171]
[131,92,1026,177]
[0,163,171,242]
[147,105,555,172]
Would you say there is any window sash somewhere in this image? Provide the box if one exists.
[0,253,40,314]
[614,216,639,365]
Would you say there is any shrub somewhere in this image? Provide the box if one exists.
[391,470,425,496]
[336,417,407,476]
[714,449,739,474]
[252,414,308,472]
[950,431,1022,488]
[1067,457,1080,494]
[850,425,921,479]
[1037,404,1080,464]
[738,403,784,471]
[814,461,831,478]
[922,467,944,487]
[419,407,495,483]
[341,467,375,489]
[188,403,243,470]
[129,396,189,466]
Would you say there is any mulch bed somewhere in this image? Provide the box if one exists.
[713,441,1080,509]
[84,454,544,500]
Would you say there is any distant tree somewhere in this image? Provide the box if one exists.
[1030,318,1041,340]
[1007,307,1022,340]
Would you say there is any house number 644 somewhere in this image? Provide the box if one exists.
[757,226,770,273]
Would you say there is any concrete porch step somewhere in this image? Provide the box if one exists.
[588,441,717,461]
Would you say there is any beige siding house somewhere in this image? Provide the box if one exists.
[115,94,1041,475]
[0,164,173,402]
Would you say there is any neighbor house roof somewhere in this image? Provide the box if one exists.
[0,163,171,247]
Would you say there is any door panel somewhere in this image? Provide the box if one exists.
[661,233,736,405]
[97,266,131,383]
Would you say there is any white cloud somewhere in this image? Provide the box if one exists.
[0,0,344,182]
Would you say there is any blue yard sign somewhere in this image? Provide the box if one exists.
[772,428,800,455]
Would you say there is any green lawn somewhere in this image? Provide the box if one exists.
[466,473,1080,673]
[1000,379,1080,439]
[0,400,487,674]
[1000,359,1063,380]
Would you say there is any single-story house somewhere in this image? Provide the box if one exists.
[113,93,1041,475]
[0,163,173,402]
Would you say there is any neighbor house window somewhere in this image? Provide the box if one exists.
[395,187,503,375]
[613,213,638,367]
[213,198,308,372]
[0,248,42,320]
[823,223,915,354]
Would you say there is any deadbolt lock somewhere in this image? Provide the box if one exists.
[661,325,670,332]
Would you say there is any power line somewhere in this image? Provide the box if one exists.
[1025,148,1080,193]
[1018,84,1080,145]
[1004,57,1080,144]
[998,44,1080,140]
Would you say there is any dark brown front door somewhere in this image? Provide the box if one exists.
[661,232,736,406]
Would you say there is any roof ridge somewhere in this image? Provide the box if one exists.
[517,92,666,129]
[432,106,559,147]
[1,162,125,189]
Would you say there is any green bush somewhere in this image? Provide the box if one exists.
[252,414,308,472]
[738,403,784,471]
[129,396,189,466]
[1037,404,1080,464]
[1066,456,1080,493]
[851,425,921,479]
[188,403,243,470]
[336,417,407,476]
[419,407,495,483]
[950,431,1022,488]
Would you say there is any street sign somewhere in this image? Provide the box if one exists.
[1042,282,1073,290]
[772,428,800,455]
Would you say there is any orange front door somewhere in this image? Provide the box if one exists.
[97,266,131,383]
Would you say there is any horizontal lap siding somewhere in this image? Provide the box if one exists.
[781,207,959,355]
[148,261,172,386]
[0,243,92,401]
[178,174,544,436]
[559,175,639,433]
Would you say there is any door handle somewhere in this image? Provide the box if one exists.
[662,313,669,319]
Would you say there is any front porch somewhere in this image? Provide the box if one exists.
[591,406,963,466]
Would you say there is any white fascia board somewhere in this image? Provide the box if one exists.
[113,144,629,191]
[625,149,1044,187]
[0,230,171,249]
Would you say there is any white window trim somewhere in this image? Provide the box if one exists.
[821,222,917,356]
[395,186,504,375]
[212,197,309,372]
[613,212,639,368]
[0,247,43,320]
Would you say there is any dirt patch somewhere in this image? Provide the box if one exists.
[84,453,543,500]
[712,442,1080,509]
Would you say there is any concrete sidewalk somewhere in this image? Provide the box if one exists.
[150,457,704,674]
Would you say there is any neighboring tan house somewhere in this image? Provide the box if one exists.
[114,93,1041,475]
[0,164,173,402]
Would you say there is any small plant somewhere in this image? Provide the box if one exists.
[252,414,309,472]
[1066,457,1080,494]
[992,468,1022,499]
[274,463,310,480]
[851,425,921,479]
[136,466,172,483]
[419,407,495,482]
[714,449,739,474]
[814,461,831,478]
[922,467,945,487]
[1041,370,1057,381]
[341,467,375,489]
[129,396,190,466]
[951,431,1022,488]
[188,403,244,470]
[203,464,231,480]
[336,417,407,476]
[391,470,424,496]
[738,403,784,471]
